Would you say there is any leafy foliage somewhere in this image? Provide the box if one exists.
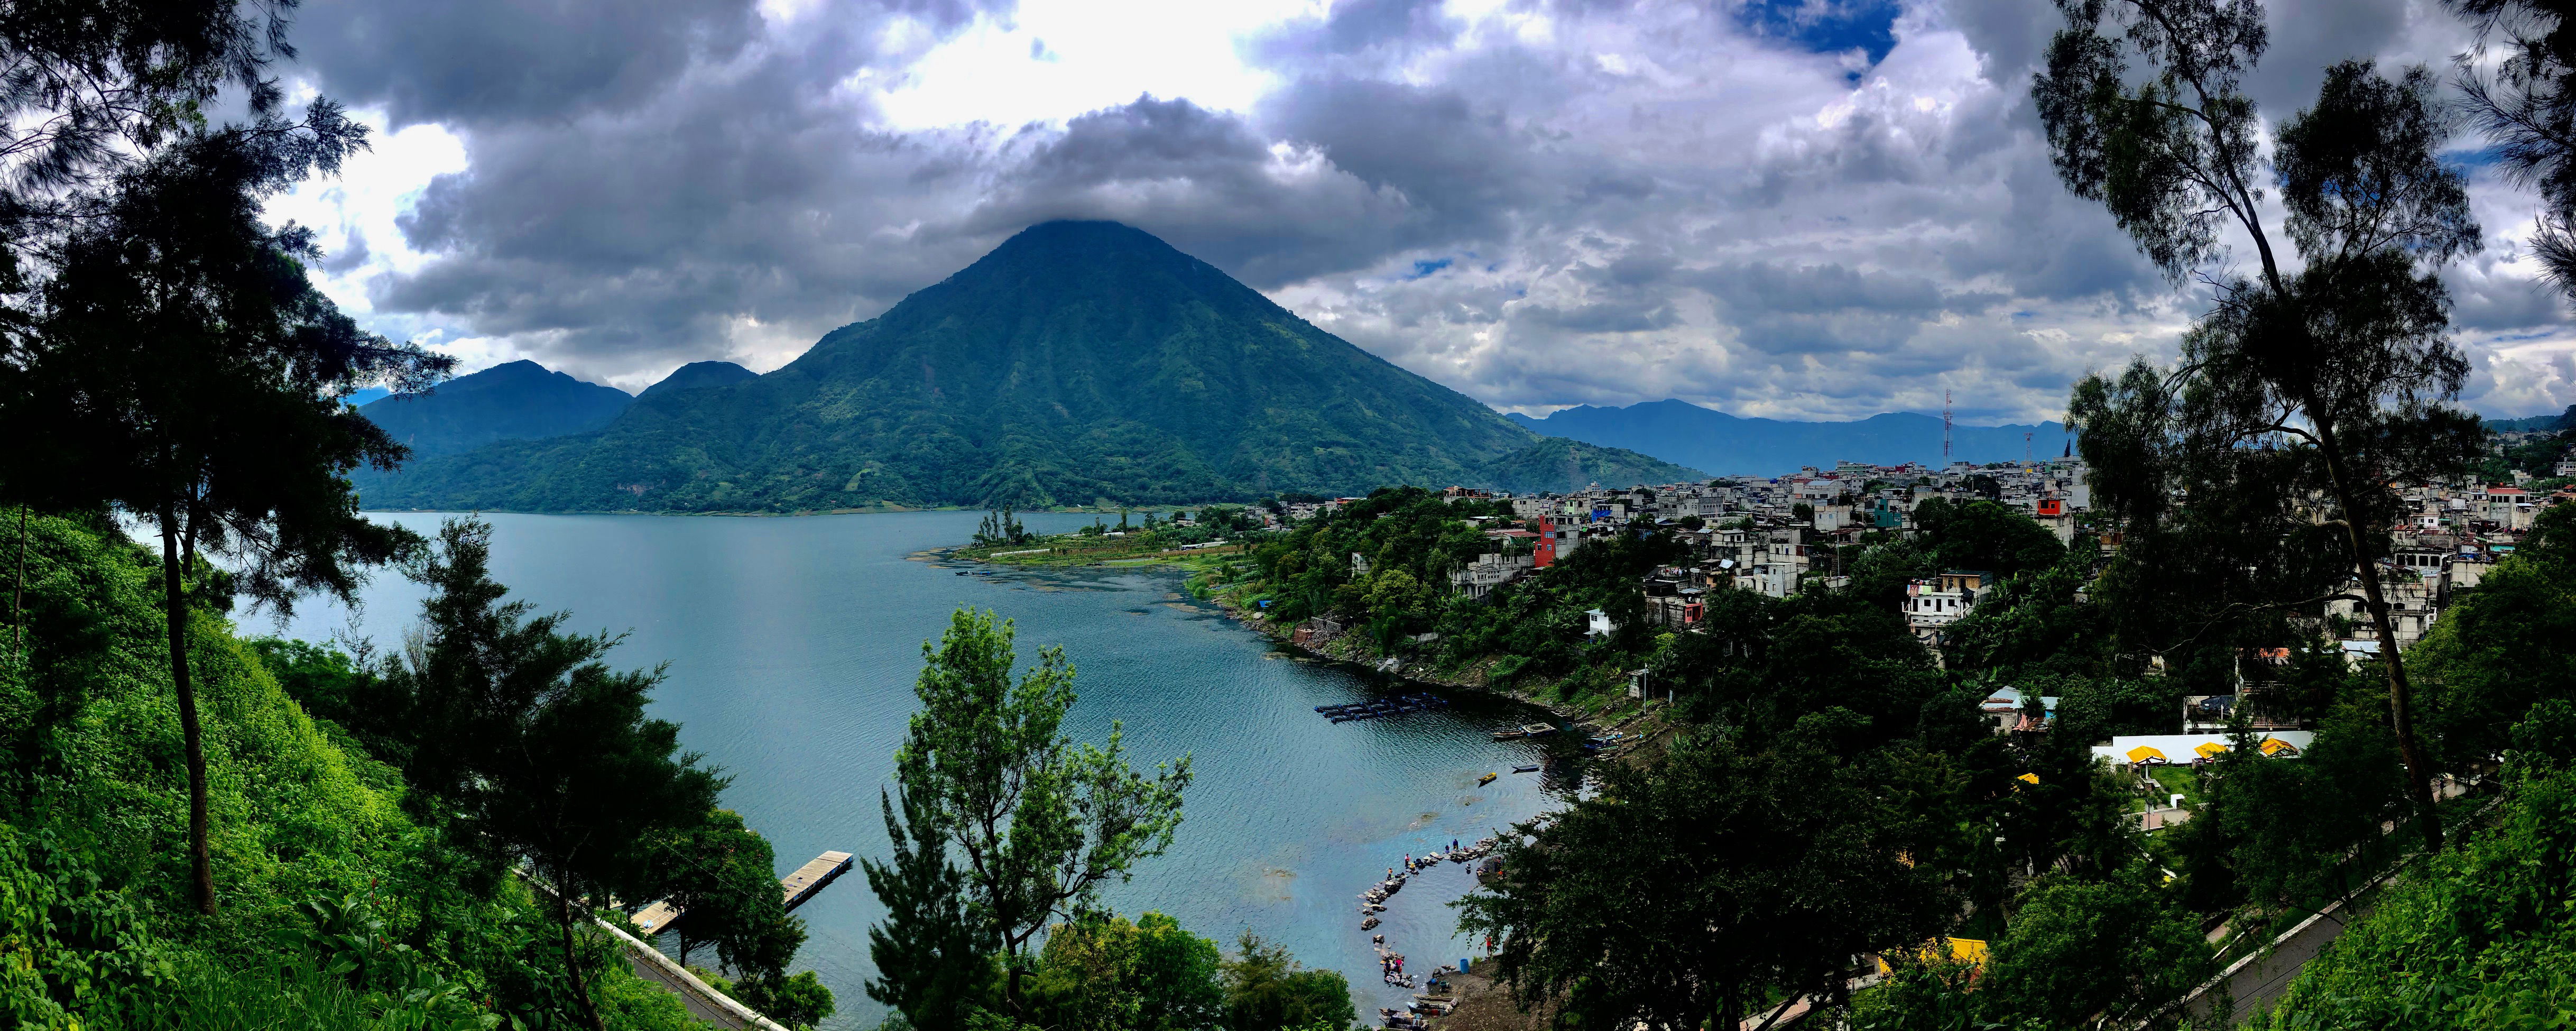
[1457,725,1955,1031]
[1217,932,1354,1031]
[2414,503,2576,766]
[1973,869,2209,1028]
[2043,0,2486,845]
[0,510,719,1029]
[385,519,727,1031]
[874,607,1193,1017]
[2258,757,2576,1029]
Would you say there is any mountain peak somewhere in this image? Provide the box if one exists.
[356,359,634,461]
[947,220,1214,290]
[640,360,758,400]
[362,223,1704,510]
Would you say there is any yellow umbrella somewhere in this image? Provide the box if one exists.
[2194,741,2230,758]
[2126,745,2168,765]
[2259,738,2302,757]
[2016,772,2041,785]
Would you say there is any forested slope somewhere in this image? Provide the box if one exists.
[356,222,1698,512]
[0,512,718,1028]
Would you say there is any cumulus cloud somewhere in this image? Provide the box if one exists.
[274,0,2576,416]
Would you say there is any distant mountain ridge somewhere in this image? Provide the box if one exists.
[357,360,633,459]
[1506,399,2079,476]
[2487,405,2576,433]
[357,222,1698,512]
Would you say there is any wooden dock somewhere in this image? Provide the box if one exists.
[632,850,854,936]
[781,850,854,911]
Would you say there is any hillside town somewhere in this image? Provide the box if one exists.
[1276,438,2572,686]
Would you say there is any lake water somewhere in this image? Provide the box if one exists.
[275,511,1577,1028]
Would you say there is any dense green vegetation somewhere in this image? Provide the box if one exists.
[2480,419,2575,487]
[0,511,792,1029]
[1229,487,2084,713]
[0,11,814,1028]
[354,222,1699,513]
[2253,712,2576,1029]
[1439,3,2576,1028]
[1434,494,2576,1031]
[861,608,1352,1031]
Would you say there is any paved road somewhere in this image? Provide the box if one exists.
[2180,899,2376,1024]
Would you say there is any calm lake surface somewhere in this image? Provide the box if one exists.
[275,511,1576,1028]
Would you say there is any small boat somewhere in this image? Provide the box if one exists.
[1517,723,1557,738]
[1513,765,1540,774]
[1476,772,1499,786]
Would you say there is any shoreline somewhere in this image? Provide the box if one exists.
[927,541,1594,723]
[358,502,1255,519]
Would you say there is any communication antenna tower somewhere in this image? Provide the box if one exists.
[1942,390,1953,461]
[2025,431,2033,464]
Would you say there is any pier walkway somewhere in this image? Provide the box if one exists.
[633,850,855,936]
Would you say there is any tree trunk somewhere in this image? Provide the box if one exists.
[2315,430,2443,850]
[556,880,611,1031]
[1005,945,1026,1019]
[159,511,217,916]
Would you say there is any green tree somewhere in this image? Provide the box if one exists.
[876,608,1193,1016]
[976,508,1030,547]
[1973,869,2210,1028]
[2191,707,2408,923]
[1456,725,1952,1031]
[741,971,837,1028]
[0,1,309,257]
[1907,498,2065,579]
[645,808,780,970]
[2413,503,2576,765]
[1027,911,1226,1031]
[248,636,418,766]
[1220,932,1353,1031]
[2258,738,2576,1028]
[2042,2,2485,845]
[865,777,998,1031]
[0,126,448,915]
[389,519,724,1031]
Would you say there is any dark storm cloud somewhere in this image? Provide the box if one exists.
[1685,260,2006,355]
[292,0,766,127]
[289,0,1032,380]
[282,0,2569,416]
[2454,269,2570,332]
[1262,77,1536,222]
[963,96,1428,288]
